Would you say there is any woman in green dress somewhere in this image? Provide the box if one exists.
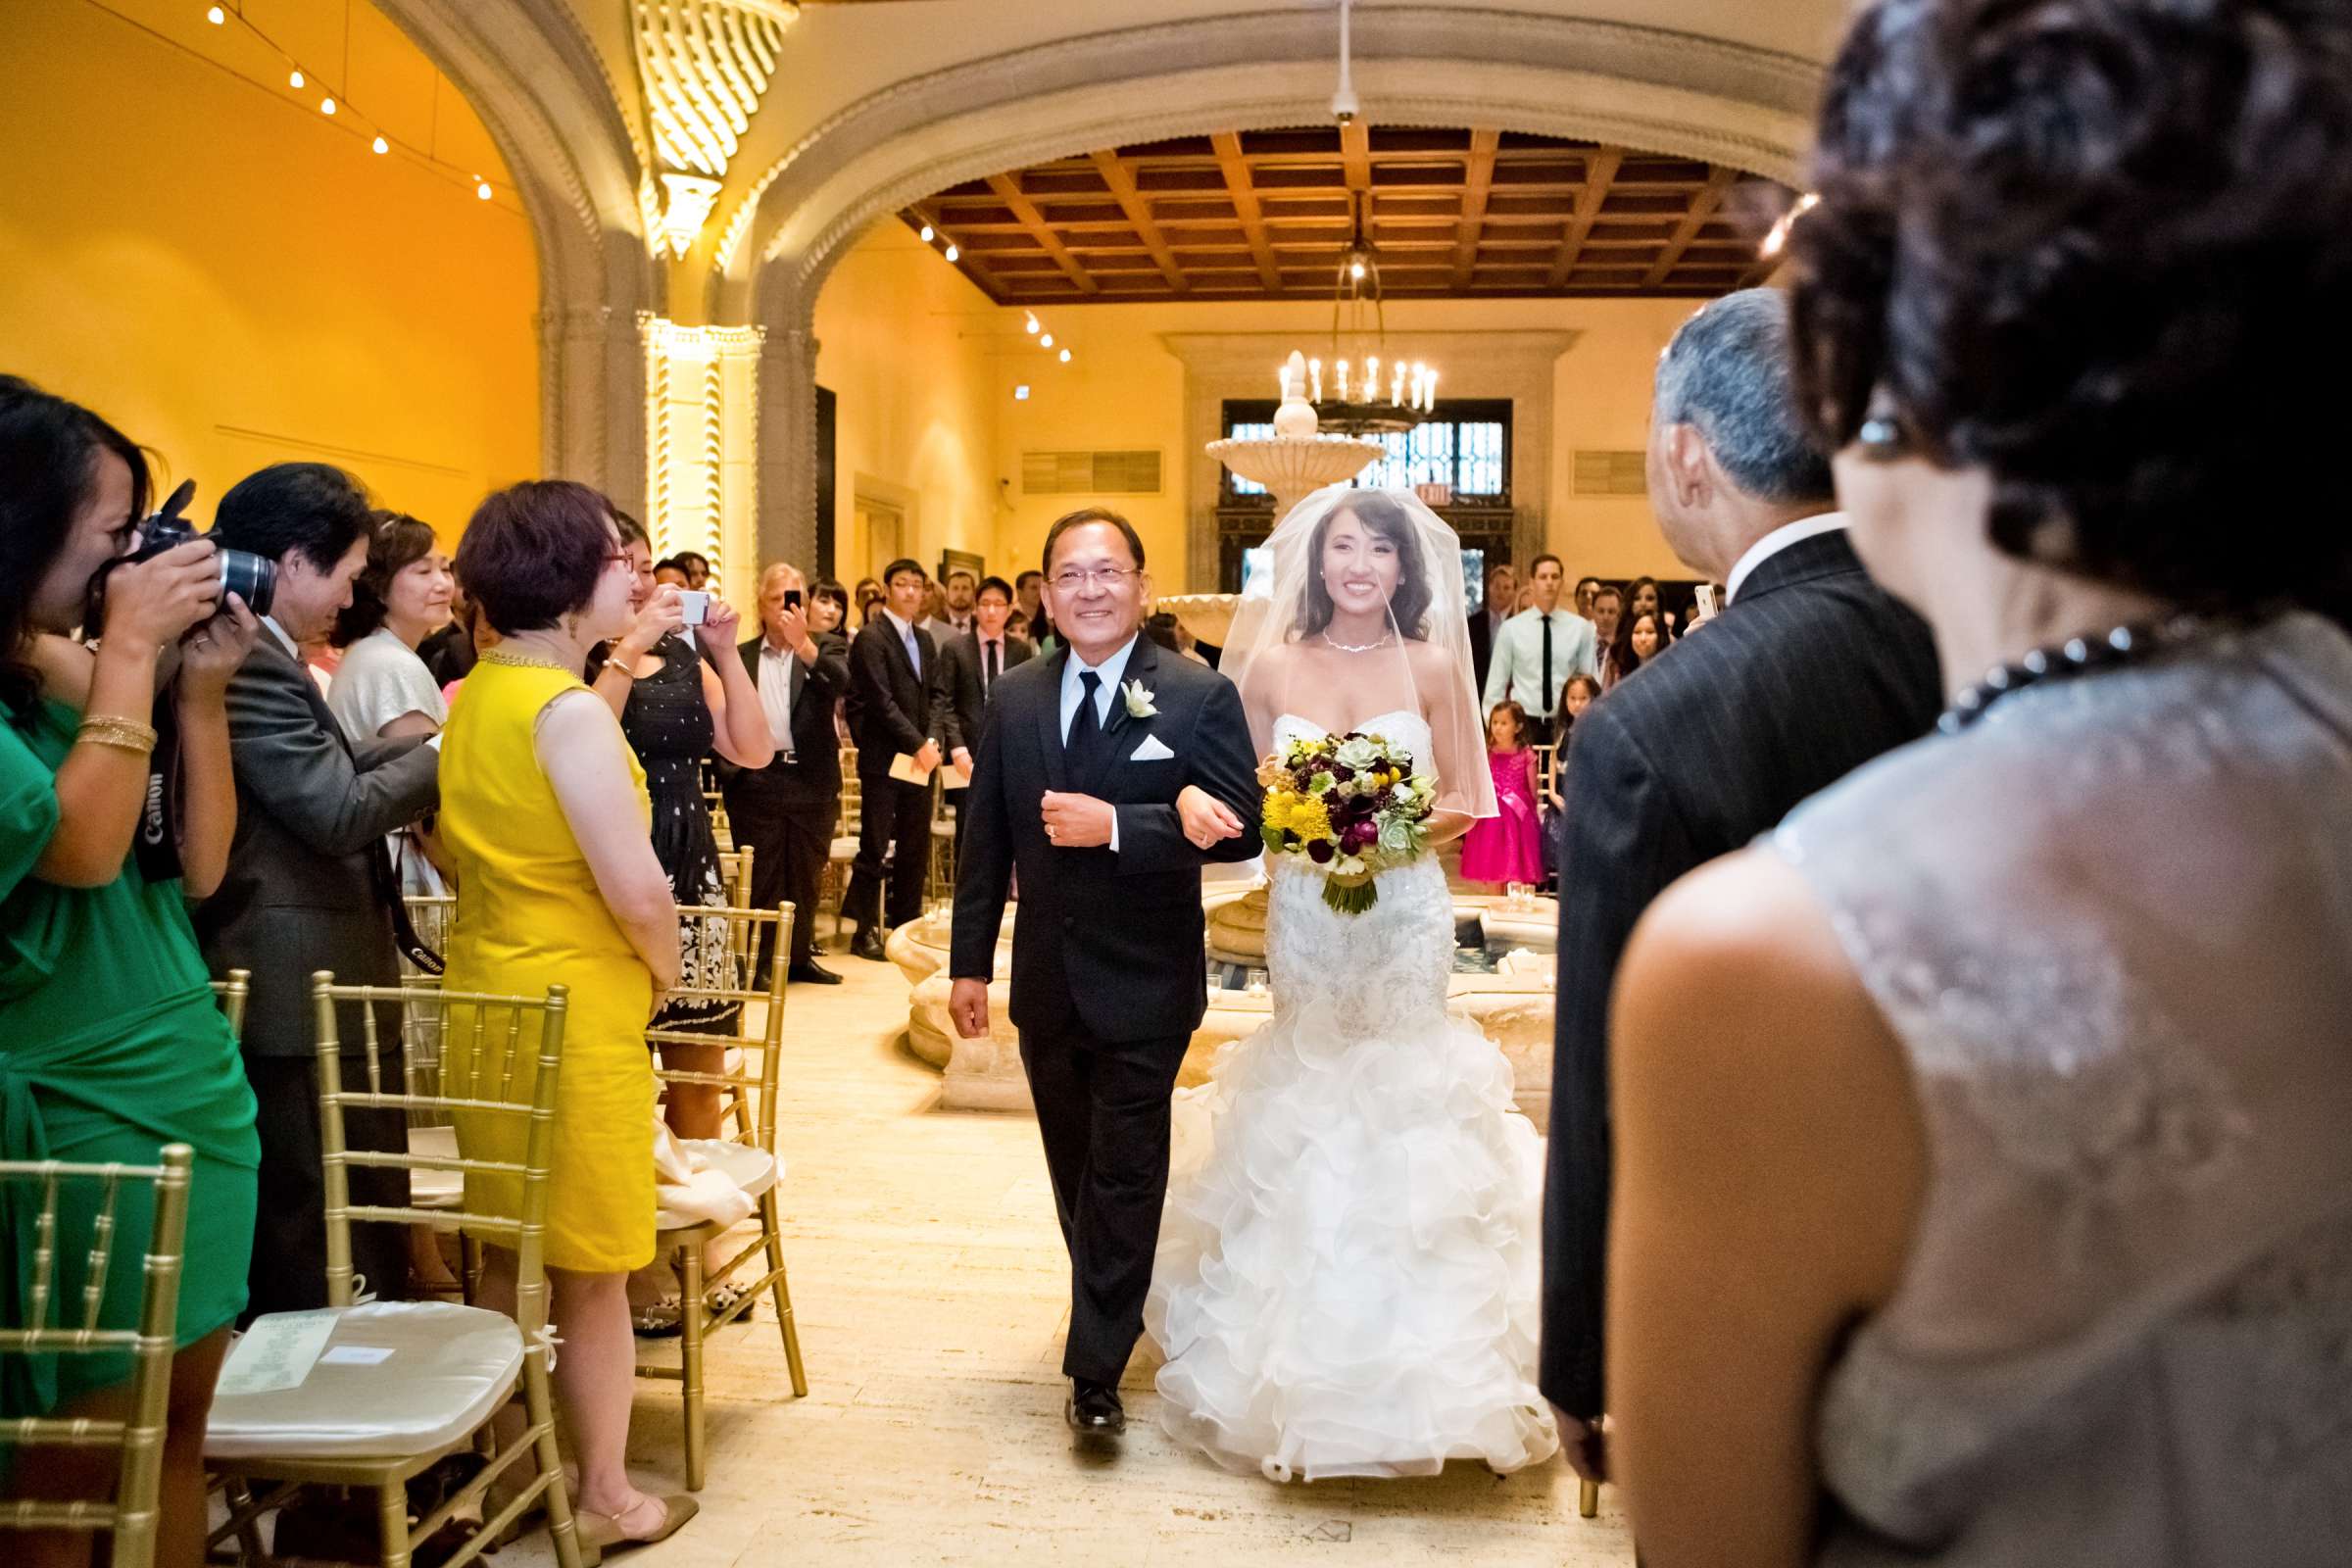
[0,376,263,1568]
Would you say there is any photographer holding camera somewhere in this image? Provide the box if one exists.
[0,375,262,1564]
[193,462,440,1321]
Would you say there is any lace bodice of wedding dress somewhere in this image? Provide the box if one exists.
[1146,710,1558,1483]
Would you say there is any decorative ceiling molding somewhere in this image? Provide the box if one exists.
[635,1,801,254]
[712,6,1818,310]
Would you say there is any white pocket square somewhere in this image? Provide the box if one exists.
[1129,734,1175,762]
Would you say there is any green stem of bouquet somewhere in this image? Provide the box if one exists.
[1323,871,1379,914]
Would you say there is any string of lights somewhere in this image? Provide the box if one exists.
[78,0,520,212]
[907,213,1075,366]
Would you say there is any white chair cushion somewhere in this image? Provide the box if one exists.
[408,1125,463,1210]
[207,1301,523,1460]
[655,1139,777,1233]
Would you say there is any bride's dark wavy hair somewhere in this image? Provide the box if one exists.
[1296,492,1435,640]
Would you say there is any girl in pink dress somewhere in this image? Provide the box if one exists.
[1458,700,1545,888]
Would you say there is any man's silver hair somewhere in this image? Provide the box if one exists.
[1652,288,1835,506]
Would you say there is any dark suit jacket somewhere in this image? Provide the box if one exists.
[937,629,1035,757]
[717,630,851,807]
[195,635,441,1057]
[1470,608,1499,694]
[949,635,1259,1050]
[1540,530,1942,1418]
[844,616,947,774]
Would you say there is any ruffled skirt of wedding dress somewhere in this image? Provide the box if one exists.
[1145,858,1559,1482]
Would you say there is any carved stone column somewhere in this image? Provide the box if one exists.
[757,321,820,575]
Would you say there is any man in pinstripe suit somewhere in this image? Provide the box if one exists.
[1541,290,1943,1478]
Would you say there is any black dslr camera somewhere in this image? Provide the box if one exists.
[92,478,277,619]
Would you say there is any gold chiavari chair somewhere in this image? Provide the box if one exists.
[404,895,458,963]
[206,974,586,1568]
[636,902,807,1492]
[0,1145,194,1568]
[821,751,861,941]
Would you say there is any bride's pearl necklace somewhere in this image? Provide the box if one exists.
[1322,630,1395,654]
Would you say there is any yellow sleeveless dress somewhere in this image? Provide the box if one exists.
[440,655,656,1273]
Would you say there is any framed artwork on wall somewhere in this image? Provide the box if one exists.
[937,547,984,586]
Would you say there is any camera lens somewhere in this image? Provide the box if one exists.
[218,549,276,617]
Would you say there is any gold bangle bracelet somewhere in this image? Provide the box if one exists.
[76,714,159,755]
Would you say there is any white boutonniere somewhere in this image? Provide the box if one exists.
[1121,678,1158,718]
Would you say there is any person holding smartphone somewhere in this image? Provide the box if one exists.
[591,517,771,1108]
[719,563,852,986]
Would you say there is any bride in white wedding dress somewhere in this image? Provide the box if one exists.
[1146,486,1559,1482]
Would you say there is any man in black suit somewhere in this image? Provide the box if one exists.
[720,562,852,985]
[1468,560,1515,693]
[938,573,1033,857]
[843,557,947,961]
[1542,290,1942,1477]
[949,508,1259,1440]
[197,464,440,1319]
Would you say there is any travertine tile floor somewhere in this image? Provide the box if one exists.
[511,931,1634,1567]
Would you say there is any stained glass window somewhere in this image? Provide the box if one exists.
[1220,403,1509,502]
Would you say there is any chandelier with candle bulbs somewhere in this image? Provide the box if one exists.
[1289,190,1438,436]
[1278,0,1436,436]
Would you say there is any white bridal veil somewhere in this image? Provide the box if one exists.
[1220,484,1497,820]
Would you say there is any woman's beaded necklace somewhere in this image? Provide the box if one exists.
[1937,613,2211,736]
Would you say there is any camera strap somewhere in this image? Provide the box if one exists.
[372,839,445,976]
[131,695,185,885]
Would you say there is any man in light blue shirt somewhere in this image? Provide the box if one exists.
[1482,552,1597,743]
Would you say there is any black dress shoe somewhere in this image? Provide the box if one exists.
[849,926,889,962]
[1066,1378,1126,1436]
[787,959,844,986]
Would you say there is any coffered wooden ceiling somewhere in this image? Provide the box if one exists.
[900,125,1794,305]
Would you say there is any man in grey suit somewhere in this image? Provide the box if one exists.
[196,465,441,1319]
[1540,290,1942,1480]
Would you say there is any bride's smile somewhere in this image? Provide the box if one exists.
[1318,507,1402,632]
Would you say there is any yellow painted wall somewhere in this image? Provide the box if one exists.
[995,295,1705,588]
[0,0,539,540]
[813,220,1001,584]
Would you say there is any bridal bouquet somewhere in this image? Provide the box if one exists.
[1257,730,1436,914]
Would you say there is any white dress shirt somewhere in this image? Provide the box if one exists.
[975,632,1010,695]
[1725,512,1847,604]
[757,636,799,760]
[1059,633,1138,853]
[1482,606,1598,716]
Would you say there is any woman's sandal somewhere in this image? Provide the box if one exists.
[705,1282,748,1319]
[630,1295,684,1338]
[573,1492,699,1565]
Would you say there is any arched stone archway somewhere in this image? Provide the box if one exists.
[710,8,1821,572]
[370,0,657,507]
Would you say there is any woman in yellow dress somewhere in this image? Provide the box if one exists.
[440,481,692,1554]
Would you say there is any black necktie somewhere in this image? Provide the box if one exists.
[1541,615,1554,711]
[986,639,1001,690]
[1066,670,1107,780]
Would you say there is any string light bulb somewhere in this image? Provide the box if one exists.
[320,97,335,116]
[372,135,389,154]
[918,223,934,243]
[476,180,493,201]
[944,243,959,262]
[1040,333,1054,349]
[1024,314,1040,334]
[206,6,225,23]
[288,69,305,88]
[1058,348,1072,363]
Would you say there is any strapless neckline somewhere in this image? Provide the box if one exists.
[1270,710,1426,743]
